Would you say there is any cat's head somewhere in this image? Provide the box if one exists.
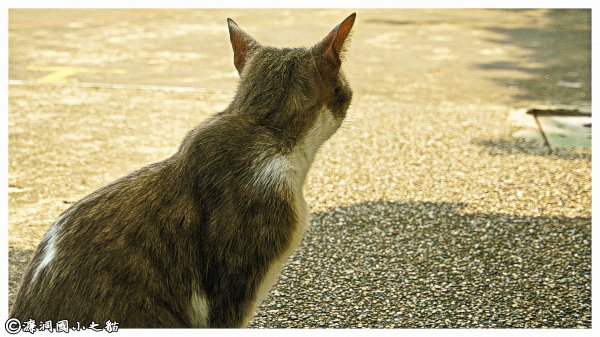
[227,14,356,148]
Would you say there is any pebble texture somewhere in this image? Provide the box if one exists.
[8,9,591,328]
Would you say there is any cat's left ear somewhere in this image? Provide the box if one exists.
[313,13,356,70]
[227,18,260,75]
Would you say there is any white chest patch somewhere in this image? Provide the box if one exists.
[300,107,341,164]
[251,107,341,193]
[244,108,341,324]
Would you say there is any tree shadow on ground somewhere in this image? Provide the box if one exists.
[478,9,590,105]
[253,200,591,328]
[474,137,591,161]
[474,10,591,162]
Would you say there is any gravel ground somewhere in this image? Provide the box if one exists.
[8,9,591,328]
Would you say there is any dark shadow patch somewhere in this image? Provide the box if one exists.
[477,9,590,104]
[252,200,591,328]
[474,137,591,161]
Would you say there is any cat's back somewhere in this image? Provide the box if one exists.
[10,158,203,327]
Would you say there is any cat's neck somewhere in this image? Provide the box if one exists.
[250,107,341,195]
[176,105,341,197]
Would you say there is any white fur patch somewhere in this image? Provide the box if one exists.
[245,108,340,324]
[188,291,210,327]
[251,108,341,193]
[31,213,66,283]
[300,108,341,164]
[251,153,291,191]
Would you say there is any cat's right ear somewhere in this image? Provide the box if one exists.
[312,13,356,73]
[227,18,260,75]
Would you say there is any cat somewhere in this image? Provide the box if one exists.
[10,13,356,328]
